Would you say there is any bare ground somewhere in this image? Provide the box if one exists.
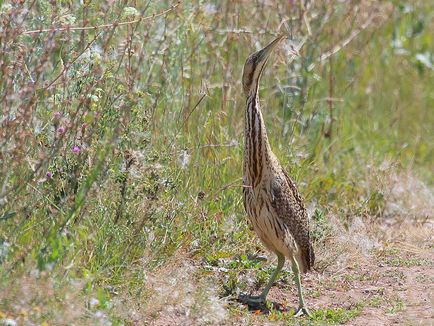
[143,219,433,326]
[232,220,434,326]
[124,171,434,325]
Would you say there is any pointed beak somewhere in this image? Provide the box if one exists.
[255,35,286,64]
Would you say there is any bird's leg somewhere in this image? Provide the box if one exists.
[261,252,285,299]
[242,252,285,305]
[291,257,311,317]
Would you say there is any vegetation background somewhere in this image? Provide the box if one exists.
[0,0,433,325]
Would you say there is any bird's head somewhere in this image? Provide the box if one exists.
[242,35,299,98]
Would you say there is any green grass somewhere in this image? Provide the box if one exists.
[0,0,433,324]
[310,306,364,324]
[384,257,432,267]
[386,297,406,314]
[250,304,364,325]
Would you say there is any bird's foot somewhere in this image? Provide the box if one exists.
[238,294,289,314]
[294,306,312,318]
[238,294,268,311]
[238,294,265,305]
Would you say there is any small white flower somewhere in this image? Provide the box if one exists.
[178,150,190,169]
[1,318,17,326]
[122,7,139,19]
[60,14,76,25]
[87,94,99,102]
[89,297,99,308]
[0,4,13,14]
[91,51,101,64]
[148,231,155,243]
[415,52,433,70]
[94,310,104,318]
[203,4,217,14]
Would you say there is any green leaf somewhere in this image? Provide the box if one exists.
[0,211,16,222]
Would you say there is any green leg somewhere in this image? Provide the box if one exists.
[261,252,285,299]
[243,252,285,304]
[291,257,311,317]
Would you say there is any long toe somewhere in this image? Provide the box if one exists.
[238,294,269,312]
[294,307,312,318]
[239,294,265,304]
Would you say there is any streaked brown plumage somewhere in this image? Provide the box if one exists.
[241,35,314,316]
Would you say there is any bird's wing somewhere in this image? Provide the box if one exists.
[270,169,315,273]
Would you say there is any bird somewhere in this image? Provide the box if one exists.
[241,35,314,317]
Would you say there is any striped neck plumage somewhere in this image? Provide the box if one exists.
[244,92,271,184]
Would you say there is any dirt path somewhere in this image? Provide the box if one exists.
[238,222,434,325]
[145,222,433,325]
[259,263,433,325]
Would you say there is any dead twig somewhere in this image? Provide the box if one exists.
[318,14,377,62]
[21,1,181,35]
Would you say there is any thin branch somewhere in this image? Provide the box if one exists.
[208,178,243,200]
[181,93,207,128]
[43,31,102,90]
[199,143,238,148]
[313,97,344,103]
[22,1,181,35]
[318,15,377,62]
[24,63,35,83]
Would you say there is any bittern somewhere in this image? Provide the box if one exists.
[241,35,314,317]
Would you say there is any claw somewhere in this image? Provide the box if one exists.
[238,294,269,312]
[294,307,312,317]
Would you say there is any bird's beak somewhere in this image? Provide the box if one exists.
[255,35,286,64]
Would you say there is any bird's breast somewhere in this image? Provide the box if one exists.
[243,174,272,218]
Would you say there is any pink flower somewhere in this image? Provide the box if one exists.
[53,112,62,119]
[47,171,53,178]
[57,126,65,134]
[72,146,81,154]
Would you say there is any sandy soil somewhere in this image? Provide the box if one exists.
[147,219,433,326]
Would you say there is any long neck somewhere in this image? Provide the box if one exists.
[244,92,272,186]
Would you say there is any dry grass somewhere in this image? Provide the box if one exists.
[1,0,433,324]
[0,270,111,325]
[111,253,228,325]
